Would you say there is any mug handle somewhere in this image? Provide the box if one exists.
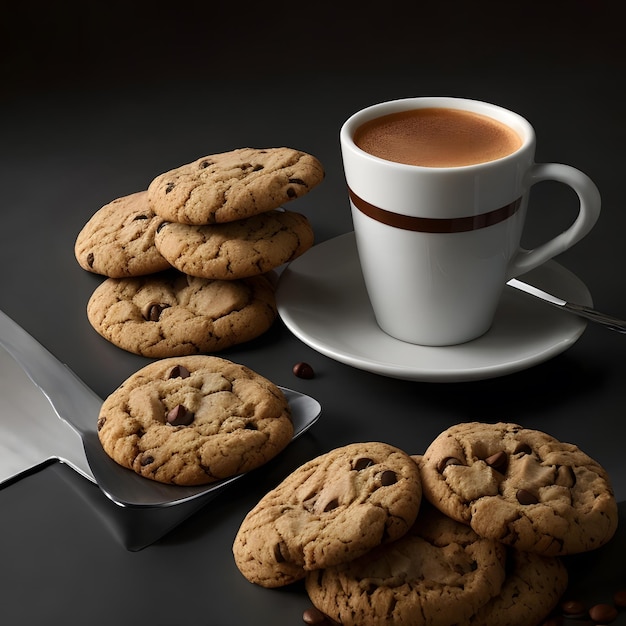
[506,163,601,280]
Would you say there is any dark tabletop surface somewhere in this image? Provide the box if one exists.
[1,2,625,624]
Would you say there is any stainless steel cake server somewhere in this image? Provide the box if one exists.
[0,308,322,508]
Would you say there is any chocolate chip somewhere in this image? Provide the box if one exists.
[132,214,148,220]
[166,404,194,426]
[87,252,95,268]
[589,603,618,623]
[167,364,190,379]
[97,417,106,431]
[165,182,175,193]
[516,489,538,505]
[323,499,339,512]
[140,455,154,466]
[199,160,212,168]
[252,164,264,171]
[354,457,374,471]
[302,607,339,625]
[288,178,306,186]
[293,362,315,379]
[380,470,397,486]
[614,589,626,608]
[513,443,533,455]
[561,599,587,618]
[142,302,169,321]
[437,457,463,473]
[286,187,297,198]
[485,451,508,473]
[555,465,576,488]
[273,542,286,563]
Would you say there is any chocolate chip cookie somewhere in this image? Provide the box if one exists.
[467,548,568,626]
[147,147,324,225]
[418,422,618,555]
[154,209,314,279]
[233,442,422,588]
[96,355,293,485]
[305,503,507,626]
[74,190,171,277]
[86,270,277,357]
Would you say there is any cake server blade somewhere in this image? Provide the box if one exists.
[0,309,322,508]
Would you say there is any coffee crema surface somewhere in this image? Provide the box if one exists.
[353,107,522,167]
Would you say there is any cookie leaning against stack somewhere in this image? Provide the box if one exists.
[233,442,422,588]
[96,355,293,486]
[75,147,323,356]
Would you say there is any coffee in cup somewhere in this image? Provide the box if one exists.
[353,107,522,167]
[340,97,601,346]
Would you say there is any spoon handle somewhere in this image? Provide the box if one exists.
[507,279,626,333]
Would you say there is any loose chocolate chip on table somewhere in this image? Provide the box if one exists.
[166,404,194,426]
[302,607,339,626]
[589,603,618,624]
[293,362,315,379]
[561,599,587,618]
[614,589,626,607]
[167,364,191,379]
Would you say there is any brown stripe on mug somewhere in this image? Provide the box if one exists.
[349,188,522,233]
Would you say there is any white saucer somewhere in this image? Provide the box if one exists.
[276,232,591,382]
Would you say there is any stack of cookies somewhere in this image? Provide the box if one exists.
[75,147,324,357]
[232,422,619,626]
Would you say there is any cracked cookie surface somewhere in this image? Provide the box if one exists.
[233,442,422,588]
[154,209,313,279]
[305,503,507,626]
[74,190,171,277]
[96,356,293,485]
[467,547,568,626]
[418,422,618,555]
[86,270,277,357]
[147,147,324,225]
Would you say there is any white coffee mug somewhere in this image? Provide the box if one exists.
[340,96,601,346]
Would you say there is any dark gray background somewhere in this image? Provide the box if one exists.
[1,1,625,624]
